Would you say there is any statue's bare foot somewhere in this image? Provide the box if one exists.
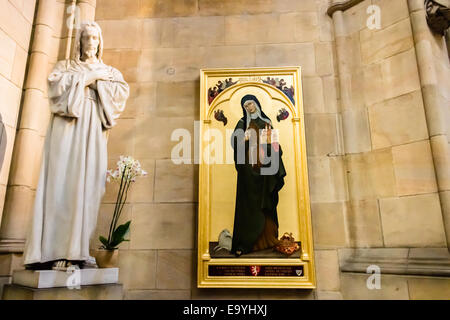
[80,257,98,269]
[52,260,67,271]
[52,260,77,271]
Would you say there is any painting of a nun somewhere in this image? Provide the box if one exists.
[230,95,286,257]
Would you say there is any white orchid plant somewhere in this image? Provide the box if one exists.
[100,156,147,250]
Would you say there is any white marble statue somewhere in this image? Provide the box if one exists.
[23,21,129,269]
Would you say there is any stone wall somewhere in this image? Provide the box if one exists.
[335,0,445,249]
[94,0,341,299]
[93,0,450,300]
[330,0,450,299]
[0,0,36,298]
[0,0,449,300]
[0,0,36,224]
[0,0,97,298]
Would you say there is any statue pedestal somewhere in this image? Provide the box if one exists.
[2,268,122,300]
[11,268,119,288]
[2,283,123,300]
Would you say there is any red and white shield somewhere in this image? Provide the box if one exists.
[250,266,261,276]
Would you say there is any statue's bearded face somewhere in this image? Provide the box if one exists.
[81,26,100,60]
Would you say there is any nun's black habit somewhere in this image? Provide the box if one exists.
[230,95,286,256]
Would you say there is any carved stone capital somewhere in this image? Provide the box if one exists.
[327,0,365,17]
[339,248,450,277]
[425,0,450,36]
[0,239,25,253]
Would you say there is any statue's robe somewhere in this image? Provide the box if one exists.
[231,117,286,255]
[23,59,129,264]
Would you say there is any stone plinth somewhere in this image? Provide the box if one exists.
[2,283,123,300]
[1,268,122,300]
[12,268,119,289]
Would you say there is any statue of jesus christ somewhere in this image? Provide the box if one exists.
[23,21,129,270]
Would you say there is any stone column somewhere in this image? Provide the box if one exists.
[408,0,450,248]
[329,8,371,247]
[446,32,450,56]
[0,0,59,253]
[0,0,98,254]
[78,0,97,21]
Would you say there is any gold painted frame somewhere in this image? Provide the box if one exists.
[198,67,315,289]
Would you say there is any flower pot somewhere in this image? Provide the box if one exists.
[95,249,119,268]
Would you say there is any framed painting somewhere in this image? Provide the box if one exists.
[197,67,315,289]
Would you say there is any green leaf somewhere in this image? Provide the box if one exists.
[99,236,115,250]
[99,236,109,247]
[110,221,131,248]
[113,221,131,240]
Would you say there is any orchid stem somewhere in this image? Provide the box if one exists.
[108,165,127,244]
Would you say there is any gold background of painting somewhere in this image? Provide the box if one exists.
[198,67,316,289]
